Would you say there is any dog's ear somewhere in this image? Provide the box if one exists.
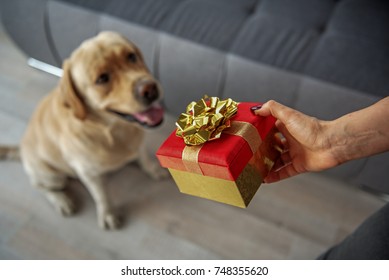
[60,60,87,120]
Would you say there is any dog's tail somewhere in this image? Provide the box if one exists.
[0,146,20,161]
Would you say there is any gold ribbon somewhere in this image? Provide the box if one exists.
[224,121,261,154]
[176,96,239,145]
[181,121,262,175]
[182,145,203,174]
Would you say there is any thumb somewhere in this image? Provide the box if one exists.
[255,100,304,128]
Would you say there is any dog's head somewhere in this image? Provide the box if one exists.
[60,31,164,127]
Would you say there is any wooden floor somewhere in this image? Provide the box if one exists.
[0,24,386,260]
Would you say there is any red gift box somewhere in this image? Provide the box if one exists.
[156,102,280,207]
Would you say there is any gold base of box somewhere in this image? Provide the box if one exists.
[169,163,263,208]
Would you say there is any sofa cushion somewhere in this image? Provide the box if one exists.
[304,0,389,98]
[161,0,256,51]
[54,0,389,99]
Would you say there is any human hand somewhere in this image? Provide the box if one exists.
[254,101,340,183]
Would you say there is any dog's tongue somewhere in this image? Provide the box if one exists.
[133,104,164,127]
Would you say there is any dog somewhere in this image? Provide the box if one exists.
[0,31,168,230]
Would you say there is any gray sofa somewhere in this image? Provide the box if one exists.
[1,0,388,193]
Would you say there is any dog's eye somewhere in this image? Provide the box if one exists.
[96,73,110,84]
[127,52,137,63]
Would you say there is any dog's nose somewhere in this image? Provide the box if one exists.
[135,80,159,105]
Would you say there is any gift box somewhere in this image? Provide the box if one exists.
[156,97,280,208]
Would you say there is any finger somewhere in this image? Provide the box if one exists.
[277,132,287,146]
[272,157,284,172]
[279,152,292,168]
[273,132,288,153]
[255,100,308,131]
[275,120,297,149]
[254,100,294,120]
[264,163,301,183]
[272,151,291,171]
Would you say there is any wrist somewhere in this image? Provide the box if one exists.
[320,119,348,167]
[325,115,378,165]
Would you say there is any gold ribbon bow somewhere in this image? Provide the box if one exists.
[176,96,239,145]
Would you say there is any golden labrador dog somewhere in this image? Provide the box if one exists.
[0,31,167,229]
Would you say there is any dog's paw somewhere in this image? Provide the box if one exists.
[98,211,121,230]
[46,191,76,216]
[58,196,76,216]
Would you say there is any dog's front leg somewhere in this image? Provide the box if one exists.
[138,143,169,180]
[78,172,120,230]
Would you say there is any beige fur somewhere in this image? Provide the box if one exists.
[16,31,167,229]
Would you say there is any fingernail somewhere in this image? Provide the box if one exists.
[250,105,262,114]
